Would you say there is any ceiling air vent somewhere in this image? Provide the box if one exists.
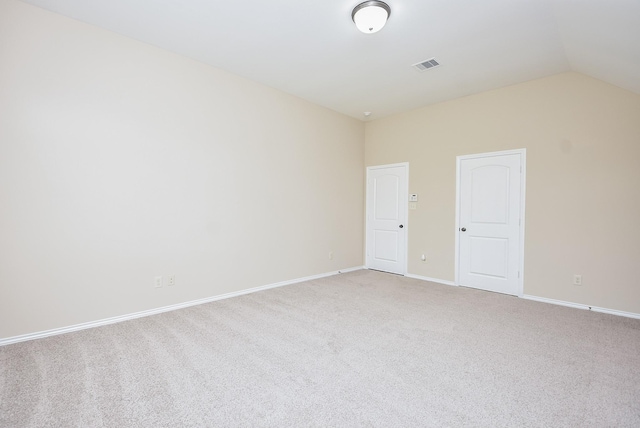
[412,58,440,71]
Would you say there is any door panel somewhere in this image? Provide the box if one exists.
[471,166,509,224]
[374,230,399,261]
[374,175,400,220]
[366,164,407,275]
[459,153,523,295]
[469,237,508,278]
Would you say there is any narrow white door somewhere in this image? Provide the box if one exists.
[366,164,408,275]
[457,151,525,295]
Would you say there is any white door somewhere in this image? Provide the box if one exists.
[366,164,408,275]
[457,150,525,295]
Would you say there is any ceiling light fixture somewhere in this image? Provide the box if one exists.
[352,1,391,34]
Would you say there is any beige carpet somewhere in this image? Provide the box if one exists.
[1,269,639,427]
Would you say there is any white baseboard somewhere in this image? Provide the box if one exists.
[0,266,365,347]
[521,295,640,320]
[338,266,365,274]
[404,273,456,287]
[405,279,640,320]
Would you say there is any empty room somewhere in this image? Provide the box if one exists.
[1,0,639,426]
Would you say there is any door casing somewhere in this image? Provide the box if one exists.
[365,162,409,275]
[455,149,527,296]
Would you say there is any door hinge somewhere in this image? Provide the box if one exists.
[518,271,520,278]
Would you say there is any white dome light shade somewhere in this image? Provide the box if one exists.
[352,1,391,34]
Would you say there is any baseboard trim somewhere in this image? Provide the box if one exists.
[338,266,365,274]
[0,266,365,347]
[405,273,456,287]
[521,295,640,320]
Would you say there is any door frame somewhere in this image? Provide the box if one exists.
[454,149,527,295]
[365,162,409,275]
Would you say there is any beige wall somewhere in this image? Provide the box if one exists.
[366,72,640,314]
[0,0,364,338]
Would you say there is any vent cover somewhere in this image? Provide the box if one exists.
[412,58,440,71]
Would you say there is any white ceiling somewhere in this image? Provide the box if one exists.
[19,0,640,120]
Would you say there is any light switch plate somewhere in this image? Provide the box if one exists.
[409,194,418,202]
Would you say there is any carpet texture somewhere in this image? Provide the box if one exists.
[1,269,639,427]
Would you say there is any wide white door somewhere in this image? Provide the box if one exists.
[458,152,524,295]
[366,164,408,275]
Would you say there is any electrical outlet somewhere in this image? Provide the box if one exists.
[154,276,163,288]
[329,251,334,260]
[168,275,176,286]
[573,274,582,286]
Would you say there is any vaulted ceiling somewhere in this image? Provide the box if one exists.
[19,0,640,120]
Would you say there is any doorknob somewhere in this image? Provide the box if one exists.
[399,224,404,228]
[460,227,466,232]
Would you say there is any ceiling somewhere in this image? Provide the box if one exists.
[19,0,640,120]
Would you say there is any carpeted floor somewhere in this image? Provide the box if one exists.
[1,269,639,427]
